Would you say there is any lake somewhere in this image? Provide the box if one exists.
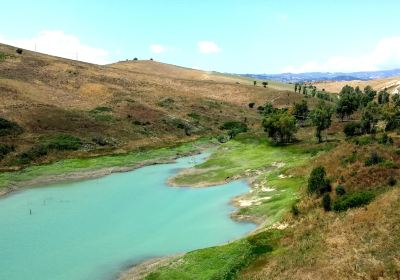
[0,152,256,280]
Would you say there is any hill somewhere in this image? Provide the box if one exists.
[242,69,400,83]
[314,76,400,94]
[0,43,308,169]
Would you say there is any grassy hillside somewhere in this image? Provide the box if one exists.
[0,43,309,170]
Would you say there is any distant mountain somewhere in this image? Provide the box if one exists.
[241,69,400,83]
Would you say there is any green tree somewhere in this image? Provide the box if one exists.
[360,102,380,134]
[311,102,333,143]
[262,111,297,144]
[336,90,359,121]
[302,85,307,95]
[253,81,257,87]
[292,100,309,125]
[392,93,400,107]
[294,83,298,92]
[360,85,377,107]
[262,81,268,88]
[308,166,330,195]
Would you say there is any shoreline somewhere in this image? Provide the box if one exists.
[0,147,209,199]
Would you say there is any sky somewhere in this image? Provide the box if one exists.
[0,0,400,74]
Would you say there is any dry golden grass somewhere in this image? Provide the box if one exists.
[314,77,400,94]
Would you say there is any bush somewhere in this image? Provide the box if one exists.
[308,166,330,195]
[343,122,362,137]
[248,102,255,108]
[333,191,375,211]
[291,203,300,216]
[388,176,397,186]
[247,231,275,256]
[0,144,15,160]
[378,133,393,145]
[16,145,48,164]
[220,121,248,139]
[335,184,346,196]
[322,193,331,211]
[46,134,82,150]
[91,134,108,146]
[90,106,113,113]
[365,151,384,166]
[0,117,23,136]
[16,48,23,54]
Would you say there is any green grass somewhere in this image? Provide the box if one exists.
[146,230,282,280]
[172,134,309,186]
[0,138,210,189]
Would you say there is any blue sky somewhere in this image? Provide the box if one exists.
[1,0,400,73]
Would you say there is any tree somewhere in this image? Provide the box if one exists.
[294,83,298,93]
[254,81,257,87]
[16,48,23,54]
[262,81,268,88]
[311,102,333,143]
[292,100,309,125]
[308,166,330,195]
[392,93,400,107]
[248,102,255,108]
[133,57,138,61]
[302,85,307,95]
[378,89,389,104]
[298,84,302,93]
[360,85,376,107]
[220,121,248,139]
[262,111,297,144]
[360,102,380,134]
[336,91,358,121]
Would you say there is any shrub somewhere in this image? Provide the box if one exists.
[247,231,275,256]
[322,193,331,211]
[343,122,362,137]
[16,48,23,54]
[248,102,255,108]
[335,184,346,196]
[365,151,384,166]
[46,134,82,151]
[89,106,113,114]
[333,191,375,211]
[0,52,6,61]
[220,121,248,139]
[91,134,108,146]
[0,117,23,136]
[217,135,229,143]
[308,166,330,195]
[0,144,15,160]
[388,176,397,186]
[16,145,48,164]
[291,203,300,216]
[378,133,393,145]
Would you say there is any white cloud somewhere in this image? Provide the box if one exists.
[0,30,110,64]
[150,44,167,54]
[198,41,221,54]
[282,37,400,73]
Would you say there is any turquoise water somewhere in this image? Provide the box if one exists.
[0,152,255,280]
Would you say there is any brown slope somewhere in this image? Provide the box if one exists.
[0,43,307,168]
